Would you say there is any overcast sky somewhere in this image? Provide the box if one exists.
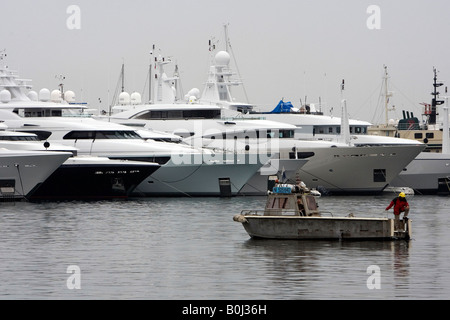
[2,0,450,123]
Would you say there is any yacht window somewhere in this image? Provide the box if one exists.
[133,109,220,120]
[0,136,39,141]
[414,133,423,139]
[279,130,294,138]
[373,169,386,182]
[133,111,152,120]
[110,156,170,165]
[183,110,221,119]
[289,152,315,160]
[426,132,434,139]
[63,131,141,140]
[328,127,333,134]
[99,131,141,139]
[63,131,95,140]
[21,130,52,140]
[168,110,183,118]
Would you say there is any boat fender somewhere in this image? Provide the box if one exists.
[233,214,248,223]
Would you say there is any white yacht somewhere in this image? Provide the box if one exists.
[0,127,161,200]
[0,142,71,200]
[388,104,450,195]
[0,112,264,197]
[196,46,430,194]
[102,49,425,195]
[368,67,450,195]
[0,59,265,197]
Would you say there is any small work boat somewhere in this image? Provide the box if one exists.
[233,184,411,240]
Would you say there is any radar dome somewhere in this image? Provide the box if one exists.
[215,51,231,66]
[388,119,396,126]
[0,90,11,103]
[27,90,38,101]
[64,90,76,103]
[39,88,51,102]
[51,90,62,102]
[119,92,130,105]
[130,92,142,105]
[186,88,200,99]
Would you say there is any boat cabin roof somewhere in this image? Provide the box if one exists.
[265,184,320,217]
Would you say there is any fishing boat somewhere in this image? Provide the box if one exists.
[233,183,411,240]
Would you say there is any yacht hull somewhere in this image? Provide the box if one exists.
[293,144,425,194]
[131,157,262,197]
[29,158,160,201]
[389,152,450,194]
[0,150,71,200]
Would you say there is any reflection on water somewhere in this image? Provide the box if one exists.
[0,194,449,299]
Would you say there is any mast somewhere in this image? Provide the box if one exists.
[443,96,449,154]
[384,65,389,125]
[222,23,250,104]
[224,24,229,53]
[382,65,394,125]
[431,67,444,125]
[121,62,125,93]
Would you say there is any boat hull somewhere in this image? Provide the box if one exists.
[29,158,160,201]
[132,158,262,197]
[236,215,411,240]
[292,144,425,195]
[389,152,450,194]
[0,150,71,200]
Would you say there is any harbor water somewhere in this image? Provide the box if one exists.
[1,194,449,300]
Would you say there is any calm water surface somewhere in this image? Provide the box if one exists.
[1,194,449,300]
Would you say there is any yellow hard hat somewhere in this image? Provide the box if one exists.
[399,192,406,197]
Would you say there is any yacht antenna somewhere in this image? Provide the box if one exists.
[223,23,250,104]
[382,65,396,124]
[0,49,6,61]
[444,89,449,154]
[109,61,125,113]
[224,24,229,53]
[149,46,154,103]
[142,47,154,104]
[56,74,66,101]
[384,65,389,124]
[121,60,125,93]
